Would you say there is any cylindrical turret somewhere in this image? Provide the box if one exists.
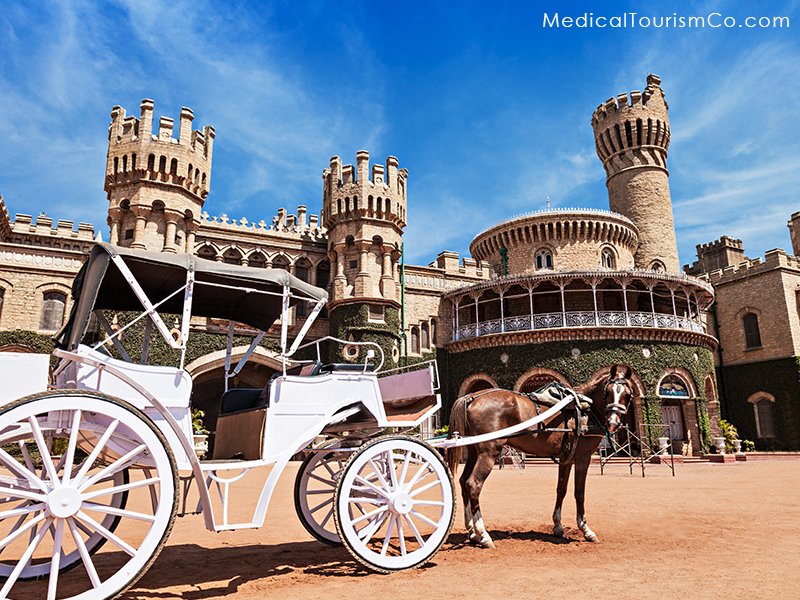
[591,74,679,273]
[104,100,214,254]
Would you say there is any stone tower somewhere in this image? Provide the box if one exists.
[322,151,407,361]
[592,74,680,273]
[788,211,800,257]
[105,100,215,253]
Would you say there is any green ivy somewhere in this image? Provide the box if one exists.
[440,339,716,451]
[328,303,400,365]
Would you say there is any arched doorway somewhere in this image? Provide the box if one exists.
[514,368,569,393]
[458,374,497,397]
[657,372,696,453]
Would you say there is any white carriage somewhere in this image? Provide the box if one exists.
[0,243,455,599]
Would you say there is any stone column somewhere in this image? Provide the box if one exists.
[380,247,395,300]
[185,228,196,254]
[163,210,181,254]
[354,241,371,297]
[130,207,148,249]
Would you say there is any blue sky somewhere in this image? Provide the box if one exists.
[0,0,798,267]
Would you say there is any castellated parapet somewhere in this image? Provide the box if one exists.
[322,151,407,307]
[592,74,680,274]
[683,235,747,276]
[105,100,215,254]
[788,212,800,257]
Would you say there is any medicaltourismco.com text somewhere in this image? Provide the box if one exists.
[543,12,790,29]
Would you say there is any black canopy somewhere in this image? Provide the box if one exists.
[55,243,328,350]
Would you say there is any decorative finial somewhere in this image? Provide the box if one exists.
[546,196,551,210]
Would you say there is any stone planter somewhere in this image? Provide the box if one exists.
[733,439,743,454]
[658,437,670,452]
[193,434,209,459]
[713,437,726,454]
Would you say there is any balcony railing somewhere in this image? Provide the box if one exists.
[453,310,705,342]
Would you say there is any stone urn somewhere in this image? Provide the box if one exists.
[657,437,670,452]
[713,437,726,454]
[193,434,209,459]
[733,439,743,454]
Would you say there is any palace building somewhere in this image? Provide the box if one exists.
[0,74,745,453]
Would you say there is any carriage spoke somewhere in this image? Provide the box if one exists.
[0,501,43,521]
[308,496,333,514]
[347,496,385,506]
[409,510,438,528]
[412,500,445,507]
[0,511,47,551]
[367,459,391,490]
[305,488,335,495]
[68,516,101,588]
[46,518,65,600]
[79,443,146,491]
[319,506,334,528]
[358,511,388,542]
[0,448,47,492]
[82,476,160,501]
[354,475,390,499]
[404,514,425,546]
[76,510,137,556]
[0,486,46,503]
[398,451,412,487]
[73,419,120,484]
[409,479,442,497]
[28,416,60,485]
[322,459,338,479]
[397,516,406,556]
[380,514,396,556]
[0,515,51,597]
[350,505,387,526]
[61,409,83,485]
[406,461,433,489]
[18,441,36,473]
[83,501,156,523]
[387,451,398,490]
[307,472,336,487]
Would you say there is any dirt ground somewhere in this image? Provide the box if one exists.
[25,459,800,599]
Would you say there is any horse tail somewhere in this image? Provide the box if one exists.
[446,396,468,477]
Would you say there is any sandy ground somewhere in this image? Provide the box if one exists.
[21,459,800,599]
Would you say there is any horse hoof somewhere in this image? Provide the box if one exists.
[584,533,599,543]
[553,526,565,538]
[479,539,496,549]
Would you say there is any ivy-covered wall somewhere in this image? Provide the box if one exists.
[719,357,800,450]
[440,339,716,450]
[328,303,400,365]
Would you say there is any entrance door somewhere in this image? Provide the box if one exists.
[662,404,685,440]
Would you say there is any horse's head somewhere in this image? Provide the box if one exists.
[602,365,634,433]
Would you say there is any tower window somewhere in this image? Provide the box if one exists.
[535,249,553,270]
[40,291,66,331]
[368,305,385,322]
[410,326,420,354]
[124,228,134,240]
[743,313,762,349]
[601,248,616,269]
[421,322,430,349]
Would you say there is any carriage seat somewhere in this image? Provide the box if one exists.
[218,361,326,416]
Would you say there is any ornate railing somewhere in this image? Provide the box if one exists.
[453,310,704,342]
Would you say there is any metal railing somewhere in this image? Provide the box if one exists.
[454,310,704,341]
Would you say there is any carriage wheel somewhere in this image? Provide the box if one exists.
[0,391,178,599]
[293,442,350,545]
[334,435,455,573]
[0,468,130,581]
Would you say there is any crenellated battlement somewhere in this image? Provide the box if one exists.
[322,151,408,231]
[198,204,325,240]
[702,248,800,283]
[591,74,671,176]
[105,100,215,202]
[696,235,743,253]
[0,195,96,251]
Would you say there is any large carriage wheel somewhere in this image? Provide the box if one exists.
[0,391,178,599]
[334,435,455,573]
[293,442,350,545]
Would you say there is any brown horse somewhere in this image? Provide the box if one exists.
[446,365,634,548]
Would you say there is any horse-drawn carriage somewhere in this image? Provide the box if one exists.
[0,242,634,599]
[0,243,457,598]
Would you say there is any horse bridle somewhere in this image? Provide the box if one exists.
[605,377,631,418]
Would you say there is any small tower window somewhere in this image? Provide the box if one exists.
[535,249,553,270]
[368,305,385,322]
[158,156,167,173]
[147,154,155,171]
[421,322,430,349]
[753,397,776,439]
[410,326,420,354]
[430,319,437,347]
[601,248,616,269]
[650,260,666,272]
[40,291,66,331]
[743,313,762,349]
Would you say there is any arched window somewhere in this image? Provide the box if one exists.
[40,291,66,330]
[650,260,666,272]
[147,154,155,171]
[294,259,311,317]
[535,249,553,270]
[122,155,127,172]
[430,319,437,347]
[753,397,776,439]
[743,313,762,349]
[222,249,242,265]
[272,255,290,271]
[466,378,493,394]
[158,156,167,173]
[197,245,216,261]
[410,327,420,354]
[113,157,119,174]
[248,252,266,269]
[170,158,178,175]
[601,248,616,269]
[421,322,430,349]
